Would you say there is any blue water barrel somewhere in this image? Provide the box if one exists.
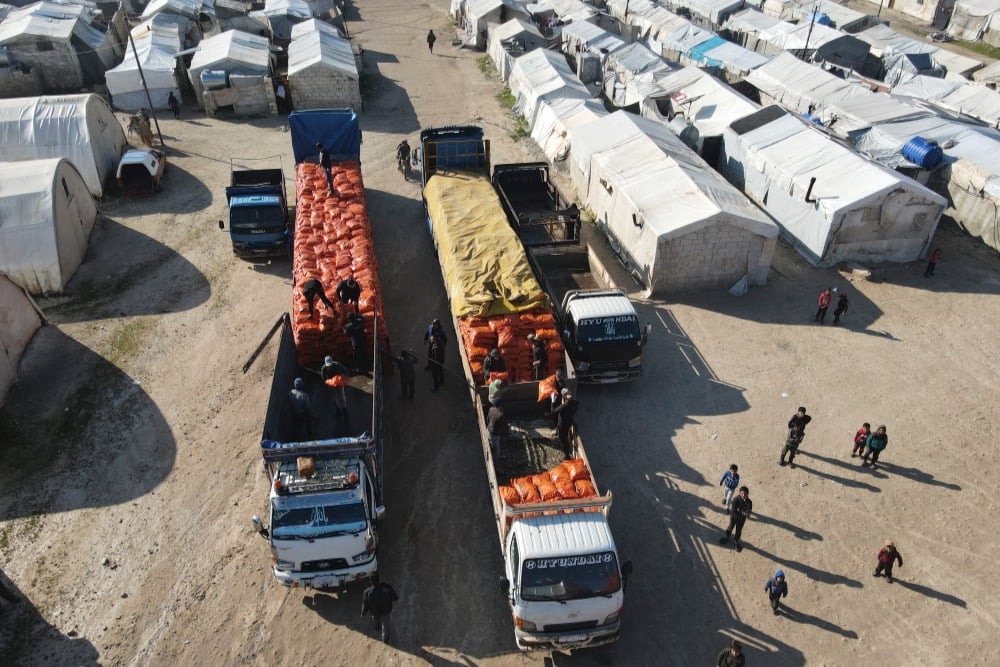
[802,113,824,126]
[901,136,944,169]
[806,11,834,27]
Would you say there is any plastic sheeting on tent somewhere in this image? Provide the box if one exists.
[0,158,97,295]
[641,65,760,141]
[488,19,546,81]
[531,95,607,162]
[288,23,360,110]
[0,272,41,406]
[931,49,984,79]
[605,0,684,43]
[142,0,203,19]
[669,0,746,27]
[423,172,547,317]
[882,48,945,87]
[547,0,599,23]
[745,52,868,115]
[602,42,677,108]
[456,0,530,48]
[560,18,626,59]
[188,30,271,106]
[948,0,1000,45]
[250,0,312,42]
[721,106,945,267]
[818,92,930,138]
[0,94,126,197]
[106,13,185,112]
[508,48,591,127]
[893,76,1000,127]
[974,59,1000,85]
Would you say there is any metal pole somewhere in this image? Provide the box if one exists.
[803,3,818,61]
[127,29,165,147]
[877,0,884,19]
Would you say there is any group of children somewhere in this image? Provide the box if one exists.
[714,407,902,620]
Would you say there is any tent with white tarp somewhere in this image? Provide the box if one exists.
[455,0,531,49]
[0,158,97,295]
[488,19,547,81]
[604,0,683,43]
[893,76,1000,127]
[188,30,271,108]
[932,49,984,79]
[105,13,185,111]
[0,271,42,406]
[725,9,868,69]
[287,22,360,110]
[948,0,1000,46]
[142,0,204,20]
[0,94,125,196]
[723,8,791,55]
[745,52,868,114]
[720,105,945,267]
[882,48,945,86]
[602,41,677,108]
[974,59,1000,86]
[669,0,746,28]
[818,92,930,138]
[757,0,874,32]
[530,95,607,163]
[640,65,759,162]
[570,111,779,294]
[250,0,312,42]
[559,18,626,60]
[507,48,591,127]
[546,0,599,24]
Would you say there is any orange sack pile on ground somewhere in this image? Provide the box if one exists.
[291,162,389,367]
[499,459,595,506]
[458,310,565,384]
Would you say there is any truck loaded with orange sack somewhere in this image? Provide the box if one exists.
[249,110,388,592]
[418,125,631,653]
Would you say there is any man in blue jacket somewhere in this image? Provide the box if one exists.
[764,569,788,615]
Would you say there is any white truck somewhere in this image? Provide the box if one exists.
[251,315,385,589]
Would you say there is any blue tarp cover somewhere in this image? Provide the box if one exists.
[688,36,726,66]
[288,109,362,164]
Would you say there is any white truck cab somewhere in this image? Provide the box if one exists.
[562,290,651,384]
[501,512,627,651]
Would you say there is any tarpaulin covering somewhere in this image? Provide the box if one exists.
[424,171,548,317]
[948,0,1000,45]
[530,96,607,162]
[106,14,185,111]
[508,48,591,127]
[642,65,759,138]
[488,18,546,81]
[288,109,361,164]
[745,52,868,115]
[893,76,1000,127]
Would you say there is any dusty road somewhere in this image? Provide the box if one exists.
[1,0,999,665]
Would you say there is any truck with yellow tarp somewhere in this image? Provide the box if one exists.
[418,125,631,653]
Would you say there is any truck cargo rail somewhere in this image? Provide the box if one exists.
[261,436,376,462]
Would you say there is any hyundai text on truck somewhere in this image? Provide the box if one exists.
[493,162,650,383]
[251,108,389,589]
[419,125,630,651]
[219,163,290,258]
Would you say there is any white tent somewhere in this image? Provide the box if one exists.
[670,0,746,28]
[0,272,41,406]
[725,10,868,69]
[456,0,530,49]
[602,41,677,108]
[250,0,312,42]
[931,49,984,79]
[530,95,607,163]
[142,0,203,19]
[0,94,126,197]
[488,19,547,81]
[508,48,591,127]
[106,13,185,112]
[0,158,97,295]
[547,0,599,24]
[605,0,683,43]
[819,92,930,137]
[287,23,360,110]
[188,30,271,107]
[560,18,626,60]
[948,0,1000,46]
[720,106,946,267]
[893,76,1000,127]
[973,59,1000,86]
[571,111,779,294]
[745,51,869,115]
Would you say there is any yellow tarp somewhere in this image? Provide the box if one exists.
[425,171,549,317]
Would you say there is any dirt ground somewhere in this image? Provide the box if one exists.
[1,1,999,665]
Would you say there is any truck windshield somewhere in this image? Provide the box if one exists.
[230,206,284,233]
[576,315,640,344]
[271,502,366,539]
[521,552,621,601]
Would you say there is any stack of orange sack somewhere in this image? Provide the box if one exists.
[291,162,389,367]
[498,459,597,506]
[458,310,564,384]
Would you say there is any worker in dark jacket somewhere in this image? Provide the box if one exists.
[764,569,788,614]
[361,573,399,643]
[486,404,509,455]
[336,277,361,310]
[788,406,812,437]
[288,377,313,440]
[302,278,334,318]
[390,349,418,399]
[482,348,506,378]
[719,486,752,552]
[424,319,446,371]
[320,356,351,415]
[344,313,368,374]
[551,388,578,456]
[528,334,547,381]
[716,639,745,667]
[316,142,334,194]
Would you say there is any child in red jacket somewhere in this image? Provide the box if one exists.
[873,540,903,583]
[852,422,871,457]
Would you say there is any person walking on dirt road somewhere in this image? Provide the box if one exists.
[788,406,812,438]
[861,424,889,468]
[873,539,903,583]
[719,464,740,514]
[764,569,788,614]
[852,422,871,457]
[815,287,833,323]
[362,573,399,643]
[833,292,849,325]
[719,486,752,552]
[427,29,436,53]
[780,425,803,467]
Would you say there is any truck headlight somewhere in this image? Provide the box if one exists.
[351,549,373,563]
[577,361,590,371]
[628,356,641,368]
[603,608,622,625]
[274,559,295,570]
[514,616,537,632]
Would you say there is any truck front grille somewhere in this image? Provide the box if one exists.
[300,558,348,572]
[543,620,599,633]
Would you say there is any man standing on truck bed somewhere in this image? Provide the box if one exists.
[321,356,352,416]
[528,334,547,381]
[288,377,313,440]
[336,276,361,311]
[551,388,578,457]
[344,313,369,375]
[315,142,335,194]
[302,278,334,319]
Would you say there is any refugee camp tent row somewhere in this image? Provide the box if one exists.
[287,19,360,110]
[720,106,946,268]
[570,111,779,295]
[602,41,678,108]
[744,52,869,115]
[0,94,126,197]
[559,18,626,83]
[857,0,953,28]
[0,272,42,406]
[507,47,592,127]
[488,18,547,81]
[0,158,98,295]
[250,0,312,43]
[756,0,876,33]
[0,0,126,97]
[639,65,760,164]
[892,75,1000,128]
[668,0,747,30]
[452,0,531,49]
[106,13,186,112]
[948,0,1000,46]
[855,23,982,82]
[188,30,275,114]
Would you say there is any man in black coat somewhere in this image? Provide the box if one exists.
[551,389,578,457]
[302,278,334,318]
[719,486,752,552]
[336,277,361,311]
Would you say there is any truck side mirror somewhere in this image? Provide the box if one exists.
[562,329,570,342]
[218,220,225,230]
[498,576,510,596]
[642,322,652,345]
[251,515,269,538]
[375,505,386,522]
[621,560,633,590]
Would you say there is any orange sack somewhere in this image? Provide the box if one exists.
[564,458,591,481]
[499,485,521,506]
[575,479,597,498]
[512,476,541,503]
[538,374,559,402]
[554,479,579,499]
[325,376,350,388]
[548,462,571,483]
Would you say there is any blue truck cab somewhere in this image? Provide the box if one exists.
[219,167,290,258]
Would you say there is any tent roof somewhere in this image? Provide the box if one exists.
[560,19,626,53]
[142,0,205,19]
[695,36,770,72]
[288,26,356,77]
[894,76,1000,124]
[291,18,343,40]
[651,66,760,135]
[745,51,868,114]
[251,0,311,18]
[494,17,543,41]
[931,48,984,77]
[724,7,788,35]
[467,0,526,19]
[0,1,104,46]
[973,59,1000,83]
[190,29,270,72]
[855,23,937,57]
[606,41,673,76]
[821,92,930,135]
[577,111,777,239]
[952,0,1000,17]
[547,0,598,22]
[510,47,588,94]
[670,0,745,24]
